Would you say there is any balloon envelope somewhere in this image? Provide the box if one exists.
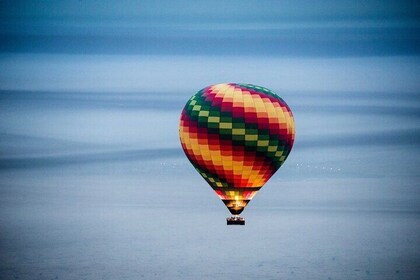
[179,83,295,215]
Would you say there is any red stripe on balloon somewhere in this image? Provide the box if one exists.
[180,113,276,187]
[201,87,294,146]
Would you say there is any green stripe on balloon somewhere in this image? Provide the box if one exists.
[182,92,292,168]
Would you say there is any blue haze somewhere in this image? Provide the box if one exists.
[0,1,420,280]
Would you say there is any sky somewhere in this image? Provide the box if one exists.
[0,1,419,280]
[0,0,419,56]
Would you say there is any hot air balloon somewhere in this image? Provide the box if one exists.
[179,83,295,225]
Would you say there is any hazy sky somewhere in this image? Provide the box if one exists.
[1,0,419,56]
[1,2,420,279]
[1,0,419,22]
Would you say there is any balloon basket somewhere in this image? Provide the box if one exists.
[227,215,245,225]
